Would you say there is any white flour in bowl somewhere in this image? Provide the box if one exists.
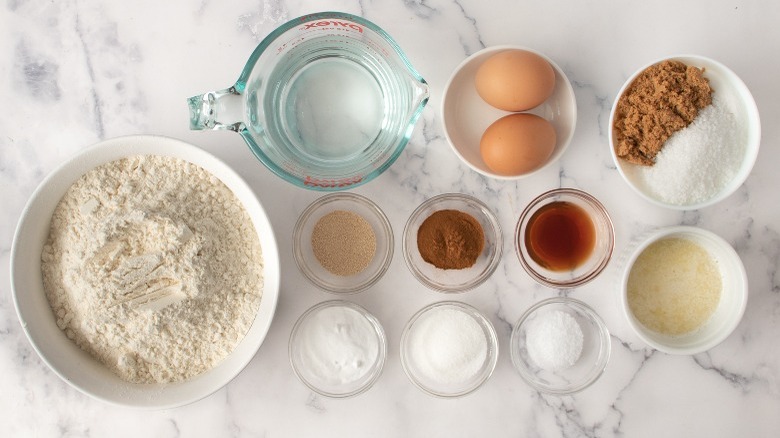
[41,155,263,384]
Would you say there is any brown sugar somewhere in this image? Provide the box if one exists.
[613,60,712,166]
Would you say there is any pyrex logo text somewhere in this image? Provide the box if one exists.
[303,175,363,188]
[303,21,363,33]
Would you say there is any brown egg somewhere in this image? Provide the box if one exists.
[475,50,556,111]
[480,114,556,176]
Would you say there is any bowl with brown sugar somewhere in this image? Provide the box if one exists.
[403,193,502,293]
[293,193,394,294]
[609,55,760,210]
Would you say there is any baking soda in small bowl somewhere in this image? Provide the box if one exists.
[289,300,387,398]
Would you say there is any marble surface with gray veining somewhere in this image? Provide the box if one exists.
[2,1,779,436]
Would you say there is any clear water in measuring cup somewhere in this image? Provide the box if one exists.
[252,36,409,166]
[283,56,383,158]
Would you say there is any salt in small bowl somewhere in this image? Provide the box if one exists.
[510,297,610,395]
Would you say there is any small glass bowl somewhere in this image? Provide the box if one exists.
[403,193,502,292]
[515,188,614,288]
[289,300,387,398]
[400,301,498,398]
[510,297,611,395]
[293,193,393,294]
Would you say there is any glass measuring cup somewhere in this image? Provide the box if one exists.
[189,12,429,191]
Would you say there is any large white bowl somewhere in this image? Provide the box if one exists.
[10,135,281,409]
[442,45,577,180]
[608,55,761,210]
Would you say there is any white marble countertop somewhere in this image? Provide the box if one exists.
[2,1,779,436]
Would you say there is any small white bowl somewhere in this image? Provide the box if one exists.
[442,45,577,179]
[10,135,281,409]
[620,226,748,354]
[608,55,761,210]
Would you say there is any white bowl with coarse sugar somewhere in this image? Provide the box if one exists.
[11,135,280,409]
[609,55,761,210]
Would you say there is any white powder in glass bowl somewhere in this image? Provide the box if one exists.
[297,305,380,386]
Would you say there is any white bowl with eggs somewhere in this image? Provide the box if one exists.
[620,226,747,355]
[608,55,761,210]
[10,135,281,409]
[442,45,577,179]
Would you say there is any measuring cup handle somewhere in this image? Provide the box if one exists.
[188,87,243,131]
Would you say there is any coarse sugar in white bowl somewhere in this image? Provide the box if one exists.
[609,55,761,210]
[10,135,281,409]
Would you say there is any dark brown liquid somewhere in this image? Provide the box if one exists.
[524,201,595,271]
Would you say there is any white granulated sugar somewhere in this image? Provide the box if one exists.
[41,155,263,384]
[636,94,744,205]
[408,307,488,385]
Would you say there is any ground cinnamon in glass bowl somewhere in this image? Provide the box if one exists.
[403,193,501,293]
[416,210,485,270]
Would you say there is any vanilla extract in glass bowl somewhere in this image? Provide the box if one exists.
[515,188,614,288]
[525,201,595,271]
